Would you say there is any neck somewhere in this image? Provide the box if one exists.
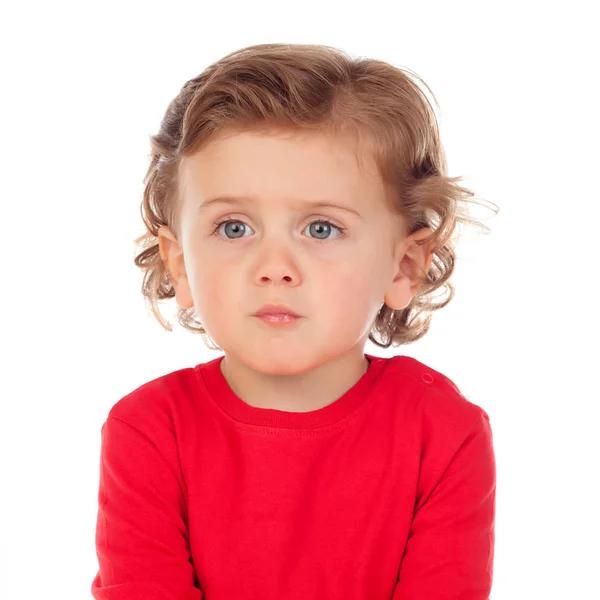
[220,351,370,412]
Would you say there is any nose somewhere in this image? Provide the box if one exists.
[258,261,296,284]
[255,240,299,286]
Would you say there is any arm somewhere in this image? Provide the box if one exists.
[91,416,204,600]
[393,411,496,600]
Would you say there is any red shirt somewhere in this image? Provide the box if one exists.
[91,353,495,599]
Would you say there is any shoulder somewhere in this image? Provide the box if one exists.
[382,355,495,491]
[104,365,200,436]
[384,354,491,428]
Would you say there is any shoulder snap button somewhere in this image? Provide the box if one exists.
[421,372,434,384]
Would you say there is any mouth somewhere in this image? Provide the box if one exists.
[253,304,301,318]
[254,314,302,326]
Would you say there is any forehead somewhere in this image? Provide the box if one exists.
[179,129,387,209]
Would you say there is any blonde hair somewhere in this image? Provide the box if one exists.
[133,43,498,349]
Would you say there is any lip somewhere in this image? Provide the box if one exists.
[255,314,301,327]
[253,303,301,317]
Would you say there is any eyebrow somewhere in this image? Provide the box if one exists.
[197,195,364,220]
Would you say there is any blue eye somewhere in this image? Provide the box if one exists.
[212,218,346,242]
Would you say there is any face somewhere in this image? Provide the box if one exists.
[159,128,430,375]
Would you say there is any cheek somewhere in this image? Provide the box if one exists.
[322,267,374,309]
[187,260,231,311]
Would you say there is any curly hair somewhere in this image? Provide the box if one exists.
[133,43,498,350]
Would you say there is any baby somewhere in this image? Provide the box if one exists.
[92,43,498,600]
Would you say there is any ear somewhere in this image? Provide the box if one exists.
[157,226,194,310]
[383,227,435,311]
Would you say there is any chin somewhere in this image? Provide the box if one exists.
[246,353,312,376]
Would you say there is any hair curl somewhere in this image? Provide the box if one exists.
[133,43,498,350]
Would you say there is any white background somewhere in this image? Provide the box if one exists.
[1,1,598,598]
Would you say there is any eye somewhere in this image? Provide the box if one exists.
[212,217,347,242]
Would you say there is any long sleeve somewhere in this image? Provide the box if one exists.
[392,410,496,600]
[91,416,204,600]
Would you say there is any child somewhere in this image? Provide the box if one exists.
[92,43,498,600]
